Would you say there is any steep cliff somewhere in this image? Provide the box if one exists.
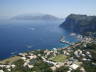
[60,14,96,34]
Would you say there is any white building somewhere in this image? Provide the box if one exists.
[74,51,79,58]
[27,64,34,69]
[11,64,16,68]
[0,70,4,72]
[21,57,26,60]
[7,69,11,72]
[70,64,79,70]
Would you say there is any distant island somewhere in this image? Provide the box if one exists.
[60,14,96,35]
[12,14,63,21]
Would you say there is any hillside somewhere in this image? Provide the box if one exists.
[60,14,96,34]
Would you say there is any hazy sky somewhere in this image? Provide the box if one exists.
[0,0,96,18]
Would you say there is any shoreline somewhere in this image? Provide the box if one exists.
[0,36,95,72]
[0,42,81,64]
[0,35,81,64]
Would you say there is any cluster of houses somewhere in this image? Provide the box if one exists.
[38,47,79,71]
[0,35,95,72]
[70,33,93,43]
[0,52,37,72]
[18,52,37,68]
[39,39,94,72]
[81,36,93,43]
[0,64,16,72]
[0,46,94,72]
[74,49,92,61]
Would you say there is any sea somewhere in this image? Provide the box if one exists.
[0,20,78,60]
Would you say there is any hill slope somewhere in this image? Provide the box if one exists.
[60,14,96,34]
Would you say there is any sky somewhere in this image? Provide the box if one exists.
[0,0,96,18]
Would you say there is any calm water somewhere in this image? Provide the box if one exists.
[0,20,77,60]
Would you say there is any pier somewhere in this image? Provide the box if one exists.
[60,36,74,45]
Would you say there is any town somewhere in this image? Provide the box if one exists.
[0,34,96,72]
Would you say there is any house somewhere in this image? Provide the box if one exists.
[67,70,71,72]
[81,54,86,57]
[27,64,34,69]
[83,44,87,47]
[23,60,30,67]
[82,58,87,61]
[27,55,37,59]
[0,70,4,72]
[50,66,56,71]
[74,51,79,58]
[63,51,70,56]
[86,51,92,58]
[44,49,49,54]
[80,67,86,72]
[66,61,73,66]
[92,62,96,66]
[11,64,16,68]
[7,69,11,71]
[0,65,5,68]
[63,51,67,55]
[70,64,79,70]
[21,57,26,60]
[46,51,51,56]
[53,48,58,56]
[19,53,27,57]
[5,65,11,69]
[78,49,82,55]
[38,54,41,56]
[88,55,92,58]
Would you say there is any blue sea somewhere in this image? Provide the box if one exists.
[0,20,77,60]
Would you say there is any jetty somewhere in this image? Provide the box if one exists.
[60,36,74,45]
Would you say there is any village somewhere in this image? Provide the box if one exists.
[0,35,96,72]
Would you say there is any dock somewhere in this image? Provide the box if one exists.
[60,36,74,45]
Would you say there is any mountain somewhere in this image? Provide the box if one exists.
[60,14,96,34]
[12,14,62,21]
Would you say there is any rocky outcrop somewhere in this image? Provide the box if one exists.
[60,14,96,34]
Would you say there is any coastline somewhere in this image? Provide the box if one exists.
[0,34,82,64]
[0,42,80,64]
[0,36,96,72]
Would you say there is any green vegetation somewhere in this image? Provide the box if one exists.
[83,62,96,72]
[71,69,81,72]
[7,59,53,72]
[31,60,52,72]
[51,54,67,62]
[56,66,69,72]
[86,43,96,62]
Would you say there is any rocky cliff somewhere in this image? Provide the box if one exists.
[60,14,96,34]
